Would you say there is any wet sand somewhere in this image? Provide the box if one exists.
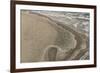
[21,11,89,62]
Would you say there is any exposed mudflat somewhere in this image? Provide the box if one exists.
[21,10,89,63]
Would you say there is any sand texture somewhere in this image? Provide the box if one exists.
[20,10,89,62]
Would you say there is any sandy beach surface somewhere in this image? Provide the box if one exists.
[21,10,89,63]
